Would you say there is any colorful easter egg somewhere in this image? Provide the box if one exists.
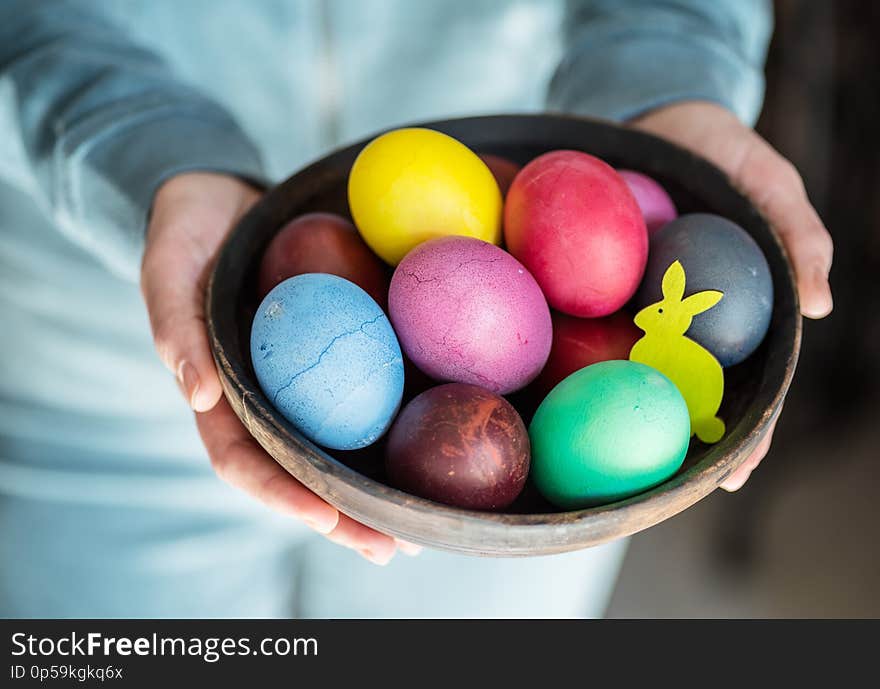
[257,212,389,307]
[529,360,690,508]
[250,274,404,450]
[635,213,773,367]
[348,128,502,265]
[386,383,529,510]
[504,150,648,317]
[617,169,678,235]
[533,310,641,396]
[389,236,552,394]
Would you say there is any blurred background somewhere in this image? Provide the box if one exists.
[607,0,880,617]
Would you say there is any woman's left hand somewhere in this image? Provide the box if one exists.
[630,101,834,490]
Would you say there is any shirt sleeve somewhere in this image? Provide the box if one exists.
[0,0,267,280]
[548,0,774,126]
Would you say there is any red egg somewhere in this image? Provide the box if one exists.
[386,383,530,511]
[479,153,521,197]
[257,212,389,307]
[533,310,641,396]
[504,150,648,317]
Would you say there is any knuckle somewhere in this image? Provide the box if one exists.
[209,448,232,483]
[259,472,285,501]
[151,316,171,346]
[747,144,803,206]
[763,161,803,207]
[150,317,178,364]
[210,438,249,487]
[818,229,835,260]
[776,159,804,192]
[149,311,207,370]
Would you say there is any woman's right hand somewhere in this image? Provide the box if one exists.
[141,171,417,565]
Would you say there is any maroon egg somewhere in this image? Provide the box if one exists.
[479,153,521,197]
[385,383,530,511]
[257,212,389,307]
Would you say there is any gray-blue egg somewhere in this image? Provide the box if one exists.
[635,213,773,367]
[251,273,404,450]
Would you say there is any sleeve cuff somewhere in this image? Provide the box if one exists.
[548,26,767,127]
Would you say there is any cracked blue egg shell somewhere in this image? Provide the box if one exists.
[635,213,773,367]
[250,273,405,450]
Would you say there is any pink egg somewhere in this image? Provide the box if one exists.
[617,169,678,235]
[389,236,552,394]
[504,150,648,318]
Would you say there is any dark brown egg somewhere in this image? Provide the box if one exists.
[385,383,530,511]
[257,212,389,307]
[479,153,521,197]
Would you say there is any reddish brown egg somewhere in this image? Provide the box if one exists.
[479,153,521,197]
[385,383,530,511]
[257,212,389,307]
[533,310,641,396]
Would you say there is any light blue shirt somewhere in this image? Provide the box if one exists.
[0,1,770,520]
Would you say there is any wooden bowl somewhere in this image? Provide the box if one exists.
[207,114,801,556]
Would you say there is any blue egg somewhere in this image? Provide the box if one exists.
[635,213,773,367]
[251,274,404,450]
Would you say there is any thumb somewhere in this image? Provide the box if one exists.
[142,173,260,412]
[142,241,223,412]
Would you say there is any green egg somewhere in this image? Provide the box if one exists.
[529,360,691,509]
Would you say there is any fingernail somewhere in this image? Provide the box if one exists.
[359,548,393,566]
[395,540,423,556]
[178,361,200,410]
[304,514,337,535]
[721,470,750,492]
[807,266,833,318]
[324,530,349,546]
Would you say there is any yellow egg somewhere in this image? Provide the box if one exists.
[348,128,503,265]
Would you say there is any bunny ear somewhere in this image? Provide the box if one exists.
[660,261,686,301]
[682,289,724,316]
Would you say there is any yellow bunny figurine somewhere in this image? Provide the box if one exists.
[630,260,726,443]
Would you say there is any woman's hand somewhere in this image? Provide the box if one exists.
[631,101,834,490]
[141,172,416,564]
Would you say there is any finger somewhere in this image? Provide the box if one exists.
[721,427,772,492]
[143,248,223,413]
[735,144,834,319]
[325,513,398,565]
[721,416,778,492]
[142,178,261,412]
[777,202,833,320]
[196,397,339,533]
[632,104,834,319]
